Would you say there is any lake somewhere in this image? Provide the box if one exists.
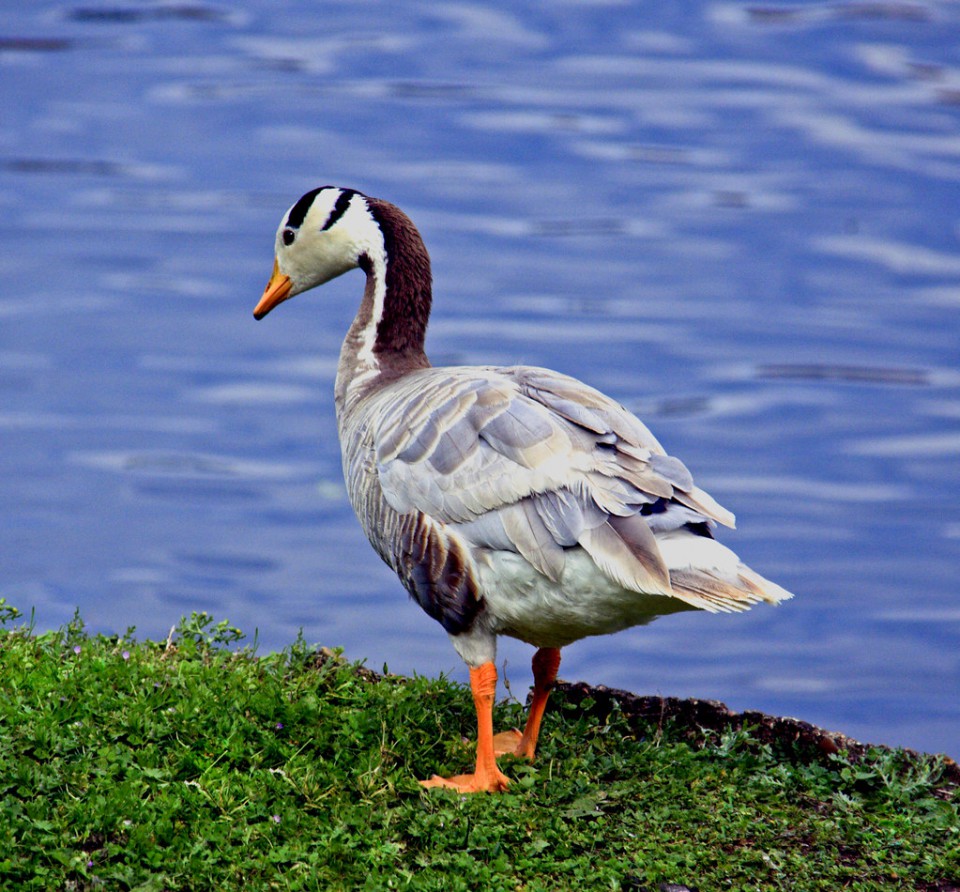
[2,1,958,758]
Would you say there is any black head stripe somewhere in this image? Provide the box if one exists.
[284,186,358,232]
[285,187,326,230]
[321,189,356,231]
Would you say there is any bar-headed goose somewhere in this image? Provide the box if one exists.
[253,186,793,793]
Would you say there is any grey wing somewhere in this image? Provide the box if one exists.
[513,366,735,529]
[370,366,735,600]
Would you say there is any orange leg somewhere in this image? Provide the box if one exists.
[491,646,562,760]
[420,662,511,793]
[515,647,561,760]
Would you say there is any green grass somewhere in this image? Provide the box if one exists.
[0,599,956,892]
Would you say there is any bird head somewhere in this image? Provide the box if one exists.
[253,186,376,319]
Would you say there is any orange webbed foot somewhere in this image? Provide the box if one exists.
[492,729,524,757]
[420,768,510,793]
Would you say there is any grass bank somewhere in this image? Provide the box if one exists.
[0,600,956,891]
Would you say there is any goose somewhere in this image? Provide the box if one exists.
[253,186,793,793]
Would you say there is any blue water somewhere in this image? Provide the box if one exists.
[2,2,958,757]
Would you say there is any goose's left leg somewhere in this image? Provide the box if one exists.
[492,646,561,760]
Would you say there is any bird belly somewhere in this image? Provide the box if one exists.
[474,548,693,649]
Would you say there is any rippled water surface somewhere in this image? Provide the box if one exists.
[3,2,959,756]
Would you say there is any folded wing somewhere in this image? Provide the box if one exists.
[370,365,789,612]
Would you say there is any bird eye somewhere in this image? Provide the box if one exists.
[282,228,296,246]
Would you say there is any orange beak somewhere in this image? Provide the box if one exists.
[253,258,293,319]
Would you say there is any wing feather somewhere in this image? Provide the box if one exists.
[370,365,737,596]
[500,500,566,582]
[578,517,671,594]
[673,485,736,529]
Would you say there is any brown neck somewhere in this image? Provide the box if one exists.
[366,197,432,376]
[335,198,432,409]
